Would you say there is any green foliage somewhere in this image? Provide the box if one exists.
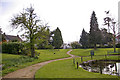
[2,42,23,54]
[52,27,63,49]
[89,11,101,49]
[20,42,31,56]
[100,28,113,45]
[10,6,49,57]
[70,41,81,49]
[2,34,6,42]
[79,29,89,48]
[44,45,53,49]
[36,28,53,49]
[103,11,117,52]
[2,42,34,56]
[100,28,108,44]
[0,28,5,42]
[116,43,120,48]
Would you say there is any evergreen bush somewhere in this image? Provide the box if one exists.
[2,42,24,54]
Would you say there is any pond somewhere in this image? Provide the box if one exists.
[79,60,120,76]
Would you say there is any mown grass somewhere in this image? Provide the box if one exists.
[35,55,120,79]
[70,48,119,56]
[2,49,70,76]
[35,49,70,61]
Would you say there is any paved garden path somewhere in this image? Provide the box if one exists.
[3,50,73,79]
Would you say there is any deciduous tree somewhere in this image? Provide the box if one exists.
[11,6,48,57]
[104,11,117,52]
[70,41,81,49]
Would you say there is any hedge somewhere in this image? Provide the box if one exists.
[2,42,24,54]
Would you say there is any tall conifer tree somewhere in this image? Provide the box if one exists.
[79,29,89,48]
[89,11,101,49]
[52,27,63,49]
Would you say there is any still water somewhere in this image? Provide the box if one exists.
[79,60,120,76]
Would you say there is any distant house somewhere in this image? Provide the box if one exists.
[3,33,22,42]
[62,43,72,49]
[116,35,120,44]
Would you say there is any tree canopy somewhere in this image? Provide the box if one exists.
[103,11,117,52]
[89,11,101,49]
[79,29,89,48]
[11,6,48,57]
[52,27,63,49]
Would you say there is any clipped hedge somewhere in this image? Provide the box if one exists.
[2,42,24,54]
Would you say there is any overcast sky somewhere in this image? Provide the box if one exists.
[0,0,119,43]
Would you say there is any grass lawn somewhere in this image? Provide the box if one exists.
[70,48,119,56]
[2,49,70,76]
[35,49,70,61]
[35,55,120,79]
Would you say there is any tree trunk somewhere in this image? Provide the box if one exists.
[94,44,96,50]
[30,35,35,57]
[113,36,116,52]
[31,44,35,57]
[113,23,116,53]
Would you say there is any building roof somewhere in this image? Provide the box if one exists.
[4,34,22,42]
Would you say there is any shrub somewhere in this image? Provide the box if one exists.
[45,45,53,49]
[2,42,40,56]
[2,42,24,54]
[70,41,81,49]
[116,43,120,48]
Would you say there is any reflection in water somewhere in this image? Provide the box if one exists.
[117,63,120,76]
[79,60,120,76]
